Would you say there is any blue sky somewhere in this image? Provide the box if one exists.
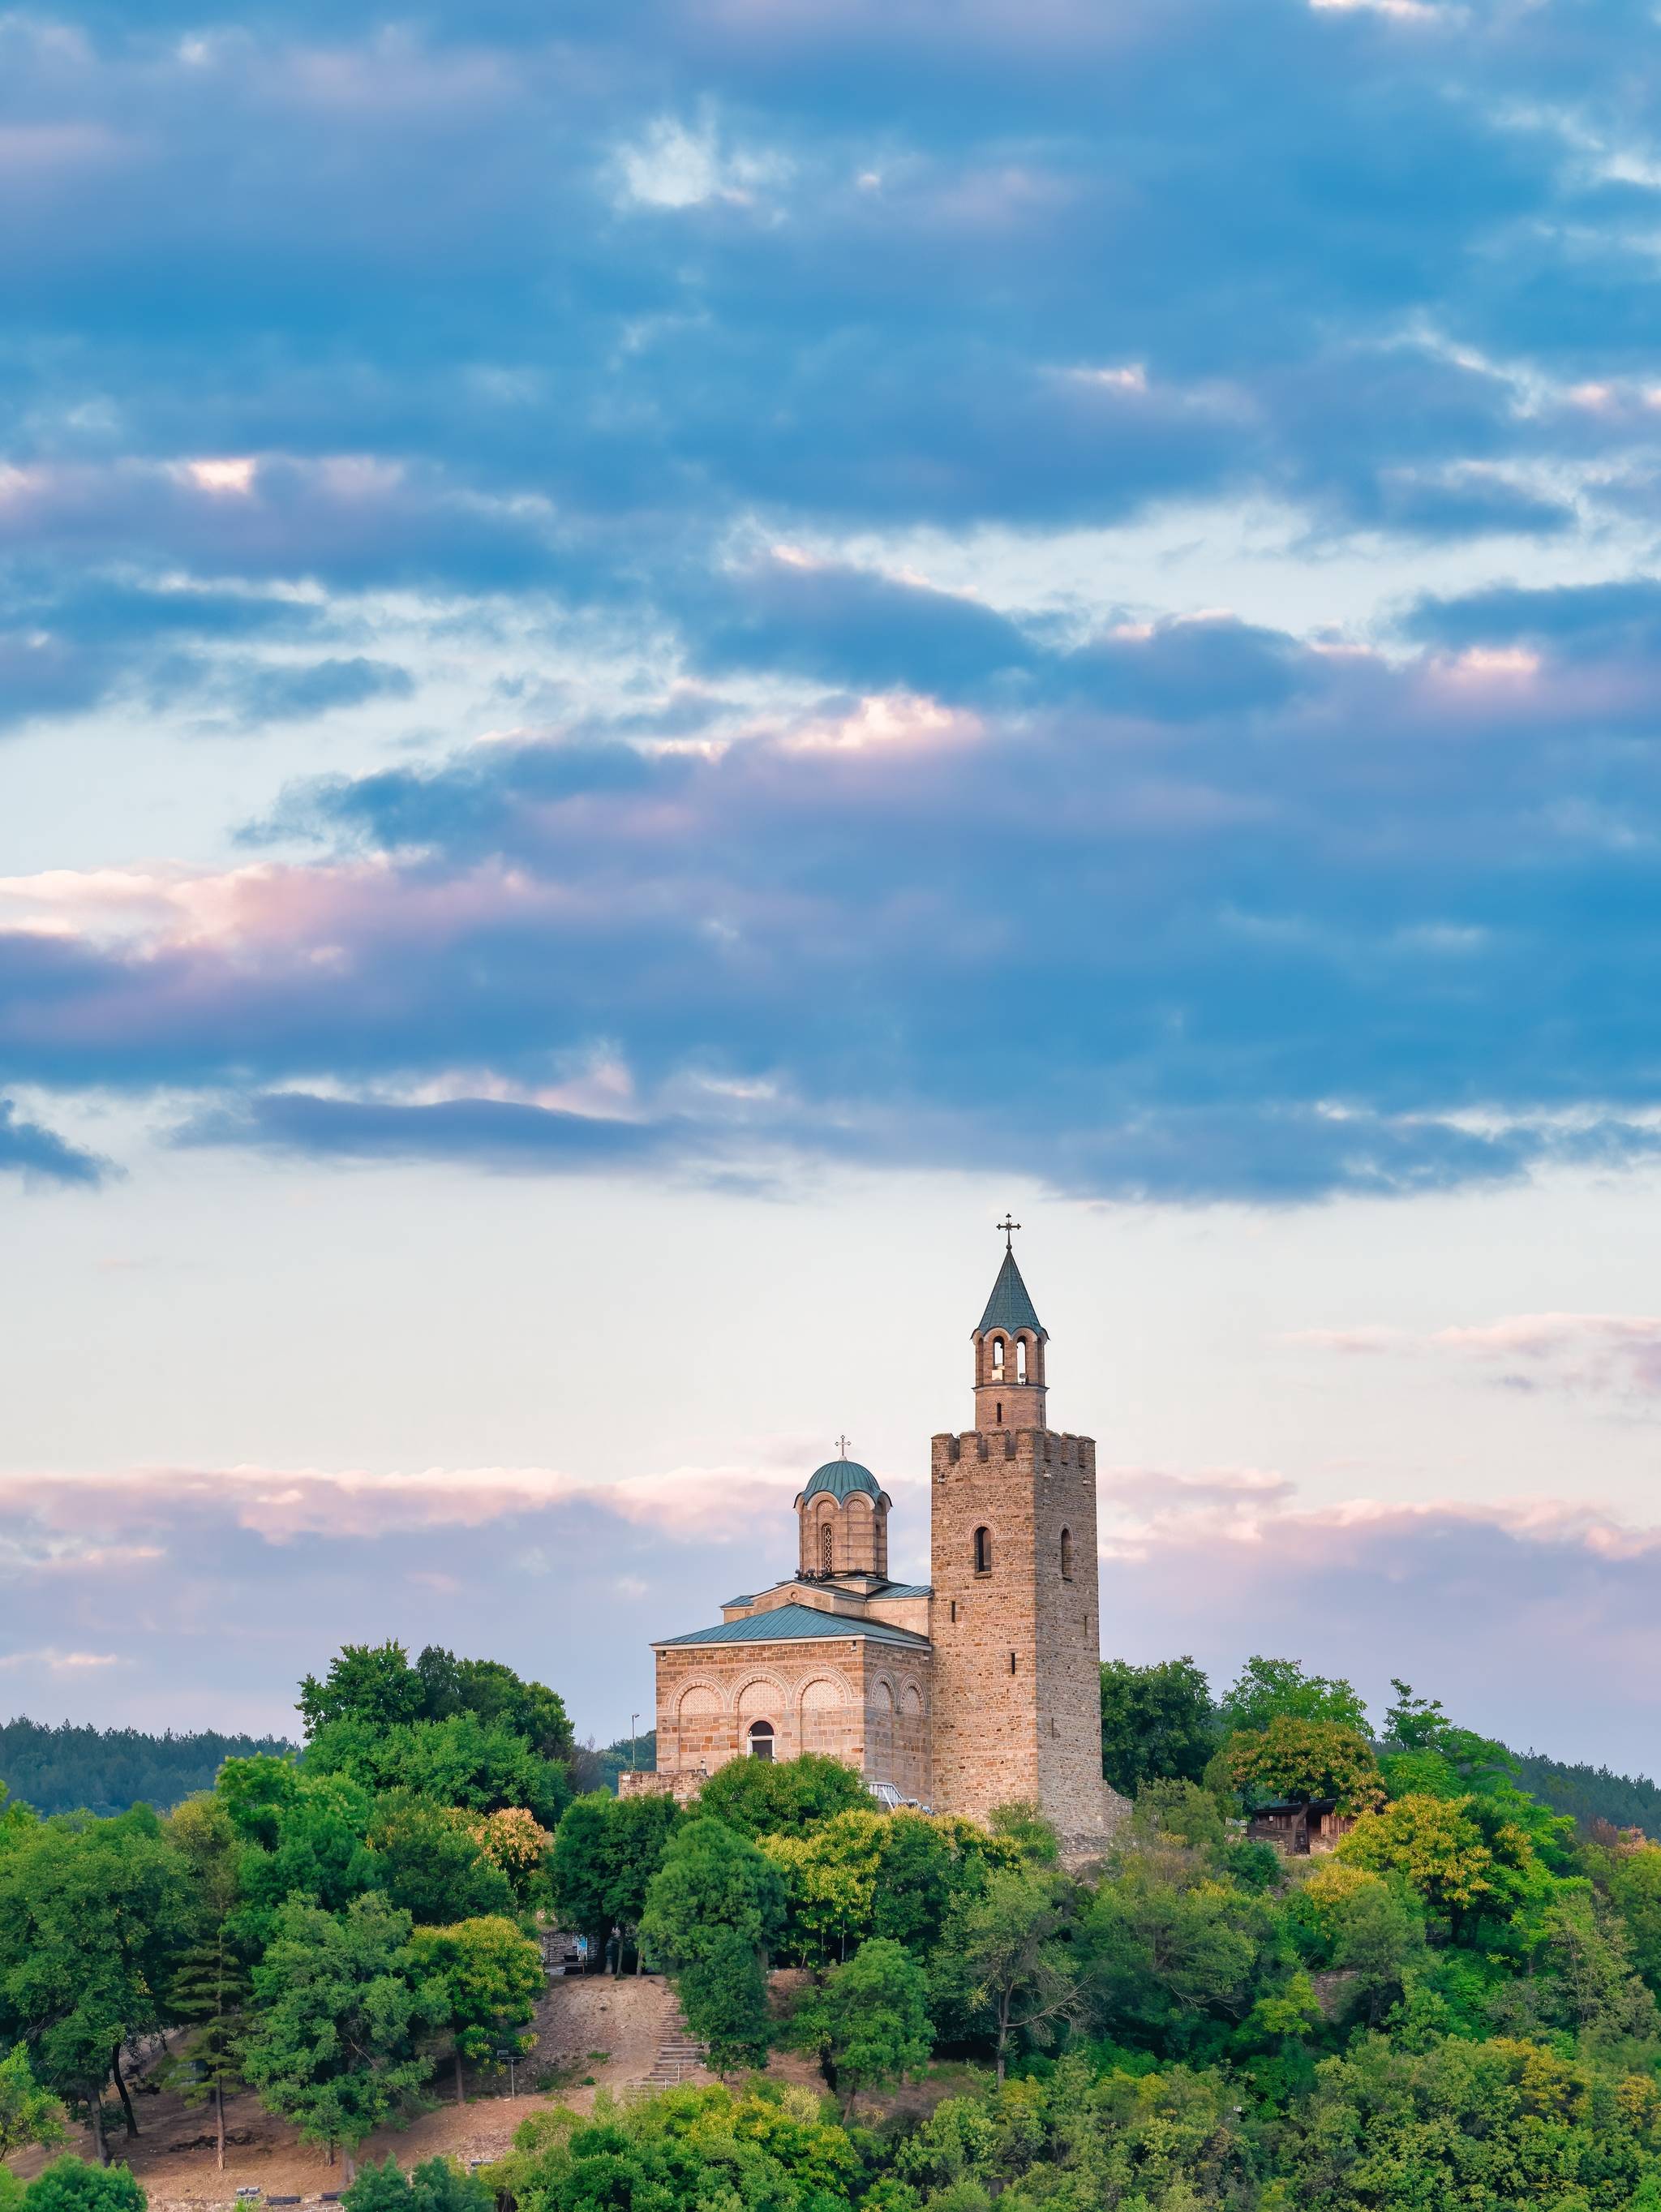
[7,0,1661,1767]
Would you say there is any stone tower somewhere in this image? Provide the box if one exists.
[929,1235,1118,1848]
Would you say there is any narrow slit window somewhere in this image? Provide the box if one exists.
[973,1526,992,1574]
[1009,1651,1017,1675]
[1060,1527,1074,1580]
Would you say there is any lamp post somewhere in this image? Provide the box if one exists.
[630,1712,638,1772]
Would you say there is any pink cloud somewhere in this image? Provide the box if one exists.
[1293,1312,1661,1401]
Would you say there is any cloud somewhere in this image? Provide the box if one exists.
[7,1445,1661,1766]
[9,569,1661,1201]
[1098,1474,1661,1768]
[0,1097,107,1187]
[5,0,1661,1205]
[1294,1312,1661,1402]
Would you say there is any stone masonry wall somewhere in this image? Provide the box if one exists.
[652,1635,931,1789]
[928,1427,1116,1841]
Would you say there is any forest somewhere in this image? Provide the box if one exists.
[9,1646,1661,2210]
[0,1721,296,1819]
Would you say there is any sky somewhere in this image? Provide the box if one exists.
[7,0,1661,1772]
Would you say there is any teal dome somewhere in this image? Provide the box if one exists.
[801,1458,882,1501]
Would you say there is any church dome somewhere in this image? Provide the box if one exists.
[800,1457,882,1501]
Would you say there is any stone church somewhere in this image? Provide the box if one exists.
[624,1237,1125,1850]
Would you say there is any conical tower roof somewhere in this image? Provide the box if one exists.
[976,1248,1046,1339]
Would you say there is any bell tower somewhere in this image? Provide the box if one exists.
[974,1215,1048,1432]
[929,1222,1119,1851]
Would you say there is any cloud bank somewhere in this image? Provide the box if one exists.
[5,1,1661,1200]
[5,1450,1661,1767]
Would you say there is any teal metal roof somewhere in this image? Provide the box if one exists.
[977,1249,1046,1339]
[657,1603,930,1650]
[876,1583,931,1600]
[800,1458,882,1501]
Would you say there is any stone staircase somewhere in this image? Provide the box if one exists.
[641,2016,709,2089]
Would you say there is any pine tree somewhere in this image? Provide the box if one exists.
[167,1925,252,2170]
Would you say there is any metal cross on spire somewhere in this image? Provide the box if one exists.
[835,1433,852,1458]
[996,1213,1021,1252]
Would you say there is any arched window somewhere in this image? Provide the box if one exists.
[748,1720,775,1761]
[820,1522,835,1575]
[1060,1527,1074,1580]
[990,1335,1006,1378]
[973,1526,992,1574]
[1016,1337,1028,1382]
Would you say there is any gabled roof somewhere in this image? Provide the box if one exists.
[655,1603,931,1650]
[977,1248,1046,1339]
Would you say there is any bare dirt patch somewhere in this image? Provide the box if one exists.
[4,1976,686,2210]
[3,1974,985,2210]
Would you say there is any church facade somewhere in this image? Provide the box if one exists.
[624,1240,1125,1850]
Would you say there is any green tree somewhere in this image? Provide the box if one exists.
[299,1643,428,1739]
[242,1892,441,2163]
[933,1870,1081,2083]
[989,1803,1061,1867]
[0,1808,195,2162]
[760,1811,886,1966]
[868,1814,964,1956]
[1224,1716,1386,1814]
[162,1793,249,2171]
[678,1930,775,2077]
[641,1819,787,2073]
[218,1763,376,1951]
[0,2044,68,2159]
[1099,1657,1218,1797]
[1217,1656,1369,1736]
[1081,1854,1266,2049]
[792,1939,931,2117]
[343,2155,491,2212]
[1599,1840,1661,1999]
[1338,1793,1504,1939]
[695,1755,870,1838]
[600,1793,680,1974]
[408,1919,543,2104]
[17,2162,146,2212]
[307,1712,568,1832]
[368,1796,514,1924]
[548,1796,616,1963]
[1278,2032,1661,2209]
[1298,1862,1428,2027]
[165,1926,251,2171]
